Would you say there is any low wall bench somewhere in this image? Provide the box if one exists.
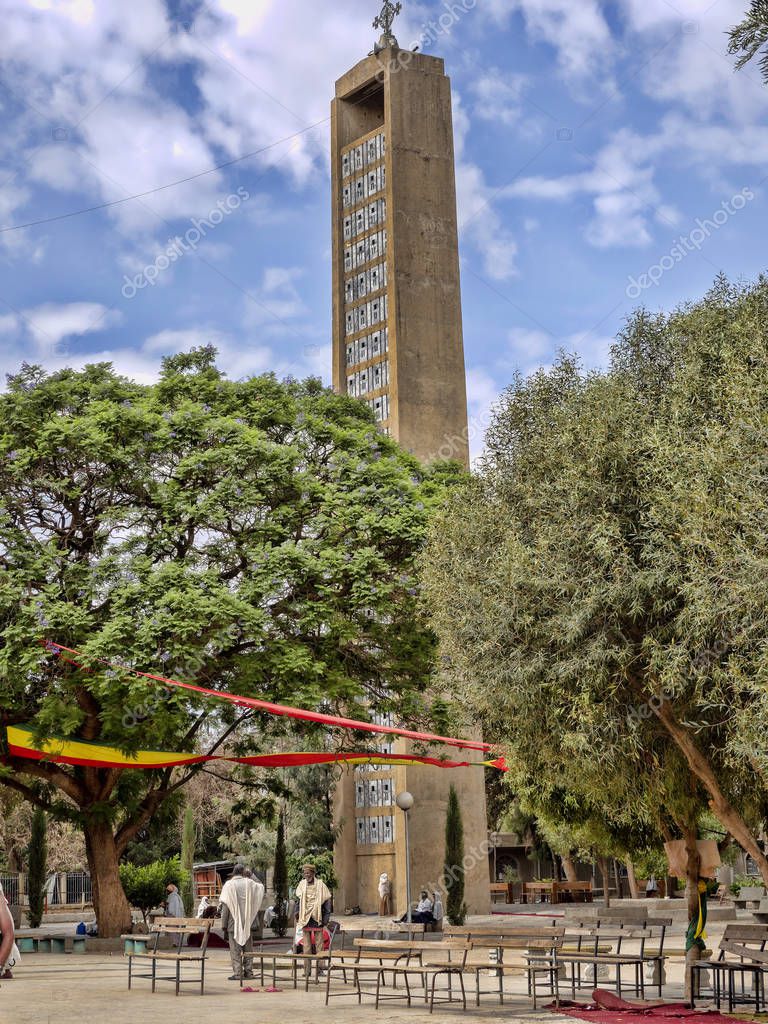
[15,930,86,955]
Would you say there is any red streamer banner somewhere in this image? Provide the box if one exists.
[40,641,493,753]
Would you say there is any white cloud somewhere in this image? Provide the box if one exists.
[454,95,519,280]
[469,69,529,127]
[479,0,614,78]
[9,301,120,355]
[0,300,121,378]
[618,0,767,122]
[506,131,667,248]
[465,366,500,464]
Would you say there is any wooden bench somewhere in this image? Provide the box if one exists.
[250,923,340,991]
[691,923,768,1012]
[490,883,510,904]
[326,939,471,1012]
[554,881,593,903]
[126,917,211,996]
[325,932,565,1011]
[557,927,668,999]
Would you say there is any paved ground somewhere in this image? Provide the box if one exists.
[0,908,745,1024]
[2,952,556,1024]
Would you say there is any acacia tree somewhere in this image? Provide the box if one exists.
[423,277,768,892]
[0,349,452,935]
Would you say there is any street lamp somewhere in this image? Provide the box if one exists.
[396,791,414,925]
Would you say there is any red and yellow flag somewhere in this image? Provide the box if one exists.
[7,725,507,772]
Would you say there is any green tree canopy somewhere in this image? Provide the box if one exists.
[0,348,455,935]
[423,275,768,887]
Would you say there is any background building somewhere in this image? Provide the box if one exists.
[331,37,489,917]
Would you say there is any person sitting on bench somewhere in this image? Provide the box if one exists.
[394,890,435,924]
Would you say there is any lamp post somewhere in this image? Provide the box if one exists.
[396,791,414,924]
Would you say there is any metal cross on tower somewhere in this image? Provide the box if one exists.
[374,0,402,48]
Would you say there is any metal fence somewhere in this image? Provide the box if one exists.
[0,874,20,904]
[0,872,93,907]
[63,873,91,906]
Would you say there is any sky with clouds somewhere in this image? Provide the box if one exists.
[1,0,767,457]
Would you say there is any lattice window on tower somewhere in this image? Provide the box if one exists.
[382,816,393,843]
[345,279,354,303]
[372,361,388,390]
[370,395,387,422]
[358,337,368,363]
[345,311,355,336]
[369,816,381,844]
[357,271,367,299]
[356,817,367,845]
[367,138,378,164]
[342,184,352,208]
[381,778,393,805]
[368,779,381,807]
[342,152,351,179]
[358,305,367,330]
[355,779,366,807]
[343,216,352,240]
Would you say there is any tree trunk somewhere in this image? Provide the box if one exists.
[655,701,768,886]
[562,855,579,883]
[626,860,640,900]
[613,859,623,900]
[683,825,702,1005]
[84,819,132,938]
[598,856,611,908]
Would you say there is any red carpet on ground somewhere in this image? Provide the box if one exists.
[551,989,751,1024]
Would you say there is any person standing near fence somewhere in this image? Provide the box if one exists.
[219,865,264,982]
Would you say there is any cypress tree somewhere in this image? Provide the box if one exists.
[180,805,195,915]
[444,785,467,926]
[273,810,288,937]
[28,808,48,929]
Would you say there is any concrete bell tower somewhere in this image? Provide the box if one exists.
[330,14,489,918]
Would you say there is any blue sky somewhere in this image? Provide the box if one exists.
[1,0,767,458]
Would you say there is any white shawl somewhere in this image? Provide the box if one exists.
[219,876,264,946]
[295,877,331,929]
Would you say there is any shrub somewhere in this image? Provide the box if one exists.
[119,857,182,928]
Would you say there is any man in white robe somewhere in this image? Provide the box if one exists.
[294,864,332,954]
[219,865,265,981]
